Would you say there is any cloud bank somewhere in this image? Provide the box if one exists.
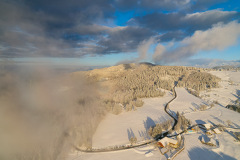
[153,21,240,64]
[0,66,105,159]
[0,0,239,66]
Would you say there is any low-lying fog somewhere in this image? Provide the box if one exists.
[0,63,105,160]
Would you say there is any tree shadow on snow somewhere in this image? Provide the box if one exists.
[236,89,240,97]
[143,116,156,132]
[207,120,216,126]
[127,128,135,140]
[231,89,240,100]
[232,122,240,128]
[210,115,225,125]
[188,147,237,160]
[192,102,200,110]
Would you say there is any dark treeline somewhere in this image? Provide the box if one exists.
[226,99,240,113]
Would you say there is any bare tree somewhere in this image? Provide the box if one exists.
[199,104,207,111]
[129,136,137,145]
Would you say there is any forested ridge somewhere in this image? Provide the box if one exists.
[82,63,220,114]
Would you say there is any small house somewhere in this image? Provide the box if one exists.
[213,128,221,134]
[157,137,178,148]
[206,130,215,135]
[199,123,212,131]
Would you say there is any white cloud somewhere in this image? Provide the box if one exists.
[153,44,165,60]
[153,21,240,64]
[136,37,155,61]
[183,9,237,21]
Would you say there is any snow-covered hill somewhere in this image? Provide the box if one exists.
[68,71,240,160]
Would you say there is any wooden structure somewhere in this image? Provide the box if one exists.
[213,128,221,134]
[157,137,178,148]
[199,123,213,131]
[206,130,214,135]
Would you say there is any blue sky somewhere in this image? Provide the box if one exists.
[0,0,240,68]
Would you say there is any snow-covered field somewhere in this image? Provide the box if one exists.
[92,92,174,148]
[68,71,240,160]
[200,71,240,107]
[170,87,207,115]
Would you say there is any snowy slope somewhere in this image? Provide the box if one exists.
[68,71,240,160]
[200,71,240,107]
[170,87,240,160]
[92,92,174,148]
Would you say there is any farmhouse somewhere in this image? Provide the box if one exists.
[199,123,212,131]
[157,137,178,148]
[213,128,221,134]
[206,130,214,135]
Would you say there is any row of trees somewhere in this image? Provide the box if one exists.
[174,112,191,131]
[226,104,240,113]
[148,119,174,138]
[178,71,220,91]
[103,98,144,114]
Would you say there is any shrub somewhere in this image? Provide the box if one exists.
[148,127,153,136]
[226,104,240,113]
[199,104,207,111]
[213,100,219,104]
[175,112,191,131]
[112,103,122,115]
[210,103,214,108]
[152,124,163,138]
[125,103,133,111]
[226,120,232,127]
[129,136,137,145]
[186,88,199,97]
[135,98,144,107]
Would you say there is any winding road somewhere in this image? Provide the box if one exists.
[74,82,180,153]
[156,84,178,139]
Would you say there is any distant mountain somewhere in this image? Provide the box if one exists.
[213,65,240,70]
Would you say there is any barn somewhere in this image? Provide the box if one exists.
[157,137,178,148]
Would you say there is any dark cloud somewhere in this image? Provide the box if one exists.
[115,0,233,12]
[0,0,239,59]
[140,0,191,10]
[134,9,240,37]
[93,27,154,54]
[191,0,228,11]
[0,0,115,57]
[24,0,114,30]
[159,31,186,42]
[115,0,191,11]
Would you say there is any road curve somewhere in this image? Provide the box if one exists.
[157,85,178,139]
[74,84,179,153]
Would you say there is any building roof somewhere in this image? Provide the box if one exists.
[203,124,212,129]
[158,137,178,147]
[213,128,221,134]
